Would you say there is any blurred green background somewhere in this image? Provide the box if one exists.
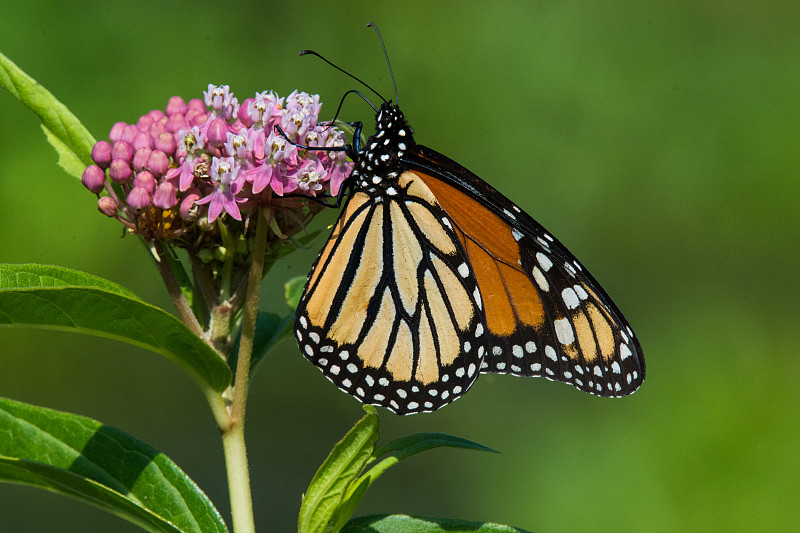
[2,1,798,531]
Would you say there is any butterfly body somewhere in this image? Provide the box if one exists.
[295,102,644,414]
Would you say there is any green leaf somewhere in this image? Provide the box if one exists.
[372,432,498,464]
[336,433,497,530]
[325,475,370,533]
[0,264,231,393]
[0,397,228,533]
[285,275,306,311]
[0,50,96,177]
[41,124,88,180]
[299,406,380,533]
[341,514,533,533]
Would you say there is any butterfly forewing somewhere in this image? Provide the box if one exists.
[295,172,487,414]
[407,147,645,397]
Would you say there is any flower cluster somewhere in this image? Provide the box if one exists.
[82,85,352,245]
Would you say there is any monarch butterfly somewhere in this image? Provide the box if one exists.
[292,25,644,415]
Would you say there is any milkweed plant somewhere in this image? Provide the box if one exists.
[0,50,529,533]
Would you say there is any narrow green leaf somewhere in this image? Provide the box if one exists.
[298,406,379,533]
[372,433,498,461]
[341,514,533,533]
[285,275,307,311]
[0,397,228,533]
[366,433,496,485]
[325,475,370,533]
[0,50,96,173]
[0,264,231,393]
[336,433,497,528]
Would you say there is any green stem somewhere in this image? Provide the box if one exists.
[153,241,204,338]
[222,424,255,533]
[222,207,269,533]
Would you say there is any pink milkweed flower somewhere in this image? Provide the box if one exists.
[204,84,239,121]
[266,129,298,166]
[246,162,282,195]
[246,130,300,195]
[327,162,349,197]
[249,90,284,127]
[194,157,245,222]
[83,85,352,245]
[224,130,253,164]
[289,159,327,197]
[246,91,283,160]
[176,126,206,191]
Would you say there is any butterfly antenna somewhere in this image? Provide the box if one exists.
[366,23,398,105]
[299,49,387,104]
[321,89,377,133]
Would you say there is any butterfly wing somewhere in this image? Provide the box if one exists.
[407,145,645,397]
[295,97,644,414]
[294,179,488,414]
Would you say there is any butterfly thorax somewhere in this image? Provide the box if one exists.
[349,102,417,190]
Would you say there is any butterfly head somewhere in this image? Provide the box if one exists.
[351,102,417,188]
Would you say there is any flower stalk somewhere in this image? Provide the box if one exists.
[216,206,269,533]
[153,241,204,338]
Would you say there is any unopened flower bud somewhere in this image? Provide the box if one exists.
[166,113,188,133]
[97,196,119,217]
[206,118,229,149]
[134,171,156,194]
[166,96,187,116]
[238,98,255,127]
[137,114,154,131]
[126,186,151,210]
[91,141,113,169]
[111,141,134,162]
[197,247,215,263]
[153,133,176,156]
[109,121,126,142]
[132,131,152,151]
[185,108,208,127]
[148,109,166,122]
[132,148,152,173]
[108,159,133,184]
[82,165,106,194]
[236,235,249,254]
[187,98,205,112]
[153,181,177,209]
[180,189,201,220]
[148,120,167,138]
[214,246,229,262]
[121,124,138,144]
[148,150,169,177]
